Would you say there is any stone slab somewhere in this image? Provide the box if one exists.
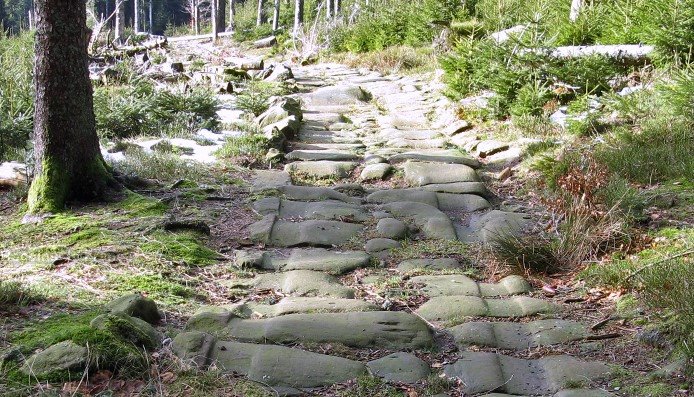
[389,149,480,168]
[286,150,360,162]
[261,219,363,247]
[173,331,367,388]
[409,275,530,297]
[397,258,462,271]
[403,161,479,186]
[443,352,610,395]
[285,161,358,180]
[383,202,457,240]
[252,270,354,298]
[450,319,589,350]
[277,185,362,204]
[368,352,431,383]
[251,170,292,192]
[189,311,433,349]
[416,296,558,322]
[254,198,370,222]
[234,248,370,274]
[421,182,491,197]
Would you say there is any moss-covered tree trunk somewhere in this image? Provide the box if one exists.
[28,0,116,214]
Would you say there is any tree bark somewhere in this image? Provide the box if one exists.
[272,0,280,31]
[134,0,140,32]
[217,0,226,32]
[29,0,116,214]
[325,0,332,19]
[194,2,200,35]
[149,0,153,32]
[114,0,125,40]
[257,0,264,25]
[293,0,303,35]
[334,0,340,16]
[211,0,218,41]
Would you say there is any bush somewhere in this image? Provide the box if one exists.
[235,81,286,117]
[94,81,219,140]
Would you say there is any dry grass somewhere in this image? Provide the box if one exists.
[330,46,438,75]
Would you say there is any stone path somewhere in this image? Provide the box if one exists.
[173,63,619,396]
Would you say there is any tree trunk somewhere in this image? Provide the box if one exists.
[570,0,582,22]
[115,0,125,40]
[293,0,303,35]
[326,0,332,19]
[334,0,340,16]
[134,0,140,32]
[149,0,153,32]
[257,0,264,25]
[211,0,218,41]
[217,0,226,32]
[29,0,116,214]
[194,2,200,35]
[272,0,280,31]
[228,0,236,30]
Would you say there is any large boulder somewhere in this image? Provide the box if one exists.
[20,341,88,377]
[105,293,161,324]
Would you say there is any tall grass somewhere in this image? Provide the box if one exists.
[0,31,34,162]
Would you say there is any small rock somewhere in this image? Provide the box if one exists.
[360,163,393,181]
[365,238,402,254]
[376,218,408,240]
[265,148,283,163]
[105,293,161,324]
[20,341,88,377]
[368,352,431,383]
[498,166,513,181]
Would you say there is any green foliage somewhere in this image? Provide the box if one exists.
[140,230,220,267]
[108,273,196,304]
[235,80,286,116]
[110,147,211,182]
[491,233,560,275]
[331,0,464,53]
[595,120,694,184]
[93,79,219,140]
[215,133,272,163]
[509,80,552,117]
[0,30,33,161]
[340,375,404,397]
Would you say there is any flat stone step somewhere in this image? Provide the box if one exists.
[403,161,479,186]
[367,352,431,384]
[226,270,355,298]
[367,188,490,212]
[420,182,490,197]
[443,351,610,395]
[382,201,457,240]
[249,215,364,247]
[173,331,367,389]
[207,297,379,318]
[187,311,434,349]
[389,149,480,168]
[285,160,358,180]
[250,170,291,192]
[234,248,370,274]
[286,149,360,162]
[253,198,370,222]
[409,275,531,297]
[275,185,362,204]
[416,296,559,322]
[397,258,463,272]
[290,142,365,151]
[387,138,446,149]
[449,319,589,350]
[481,391,616,397]
[381,128,440,141]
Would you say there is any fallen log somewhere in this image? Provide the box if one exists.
[0,162,28,187]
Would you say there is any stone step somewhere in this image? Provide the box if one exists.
[382,201,458,240]
[397,258,463,272]
[173,331,367,390]
[449,319,589,350]
[273,185,362,204]
[234,248,370,274]
[224,270,355,298]
[253,198,370,222]
[387,138,447,149]
[186,311,434,349]
[290,142,365,151]
[457,210,532,244]
[443,351,610,395]
[250,215,363,247]
[285,160,358,180]
[250,170,291,192]
[416,296,559,322]
[367,188,491,211]
[388,149,481,168]
[285,149,360,162]
[367,352,431,384]
[403,161,479,186]
[408,275,531,297]
[197,297,379,318]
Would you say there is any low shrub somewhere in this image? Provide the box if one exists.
[109,147,210,182]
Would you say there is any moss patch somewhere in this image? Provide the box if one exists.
[139,230,220,266]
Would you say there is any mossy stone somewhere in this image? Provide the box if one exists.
[90,312,162,350]
[105,293,161,324]
[20,340,88,377]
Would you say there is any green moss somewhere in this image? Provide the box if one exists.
[6,311,148,382]
[140,230,219,266]
[27,158,70,214]
[167,370,273,397]
[117,192,167,217]
[108,273,196,305]
[391,239,468,261]
[341,375,404,397]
